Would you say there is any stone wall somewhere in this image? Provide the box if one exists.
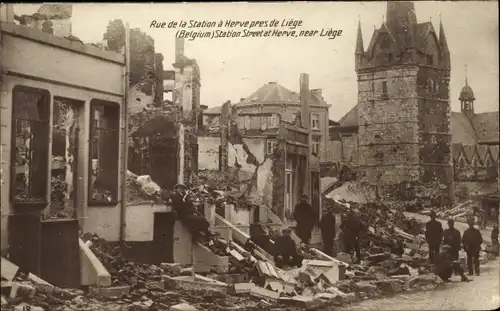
[416,67,452,197]
[357,67,421,191]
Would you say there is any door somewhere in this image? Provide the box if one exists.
[153,212,176,264]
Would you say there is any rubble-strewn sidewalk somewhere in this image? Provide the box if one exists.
[2,172,495,311]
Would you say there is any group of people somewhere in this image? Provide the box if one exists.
[264,194,364,267]
[425,210,486,282]
[166,184,494,281]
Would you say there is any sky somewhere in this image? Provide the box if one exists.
[14,2,499,121]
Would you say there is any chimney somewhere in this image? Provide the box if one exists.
[175,37,185,63]
[300,73,310,129]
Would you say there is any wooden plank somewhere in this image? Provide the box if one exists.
[1,257,19,281]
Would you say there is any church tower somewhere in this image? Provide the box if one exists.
[459,65,475,119]
[356,2,453,201]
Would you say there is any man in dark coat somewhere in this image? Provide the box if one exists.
[293,194,317,245]
[274,228,303,269]
[425,211,443,264]
[168,184,212,242]
[319,207,336,256]
[434,245,470,283]
[443,218,461,260]
[462,217,483,276]
[340,210,362,262]
[491,224,499,256]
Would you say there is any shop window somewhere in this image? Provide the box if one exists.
[11,86,50,203]
[51,97,82,215]
[88,100,120,205]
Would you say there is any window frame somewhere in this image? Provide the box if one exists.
[87,99,121,206]
[426,54,433,65]
[311,113,320,130]
[266,138,277,155]
[312,141,320,156]
[382,81,388,95]
[10,85,51,204]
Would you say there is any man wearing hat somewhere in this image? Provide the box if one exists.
[434,244,470,282]
[462,217,483,276]
[443,218,461,261]
[274,227,303,269]
[340,209,363,263]
[169,183,212,243]
[425,210,443,264]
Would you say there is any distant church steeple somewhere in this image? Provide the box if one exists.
[459,64,475,117]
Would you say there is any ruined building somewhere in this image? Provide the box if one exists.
[127,38,200,189]
[330,1,499,202]
[198,75,328,221]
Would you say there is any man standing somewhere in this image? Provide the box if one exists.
[274,228,303,269]
[462,217,483,276]
[491,224,499,256]
[319,207,336,256]
[443,218,461,260]
[293,194,317,245]
[340,210,362,263]
[425,211,443,264]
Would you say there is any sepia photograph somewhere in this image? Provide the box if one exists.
[0,1,498,310]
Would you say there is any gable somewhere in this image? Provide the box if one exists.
[462,144,478,164]
[489,145,499,162]
[338,104,358,127]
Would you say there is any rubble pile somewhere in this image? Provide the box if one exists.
[80,233,181,286]
[126,171,162,205]
[422,200,476,221]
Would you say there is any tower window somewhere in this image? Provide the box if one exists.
[426,55,433,65]
[388,53,393,63]
[382,81,388,95]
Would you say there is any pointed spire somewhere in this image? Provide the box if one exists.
[439,15,450,70]
[465,64,468,85]
[356,18,364,54]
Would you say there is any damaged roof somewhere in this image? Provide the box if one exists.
[36,4,73,19]
[203,82,327,116]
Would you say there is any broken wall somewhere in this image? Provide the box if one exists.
[198,136,266,173]
[0,24,126,251]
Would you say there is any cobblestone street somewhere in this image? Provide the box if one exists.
[339,212,499,311]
